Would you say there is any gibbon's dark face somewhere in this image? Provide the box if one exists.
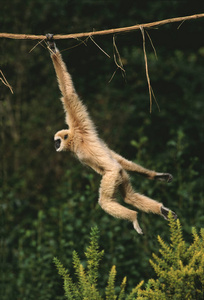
[54,129,70,152]
[54,139,61,150]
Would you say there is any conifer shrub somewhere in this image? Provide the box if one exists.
[54,215,204,299]
[137,214,204,299]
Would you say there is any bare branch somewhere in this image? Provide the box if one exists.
[0,14,203,40]
[140,27,153,113]
[0,70,13,94]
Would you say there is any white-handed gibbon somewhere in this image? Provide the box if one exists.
[46,34,177,234]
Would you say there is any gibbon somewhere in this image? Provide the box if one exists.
[46,34,177,234]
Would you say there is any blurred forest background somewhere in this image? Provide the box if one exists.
[0,0,203,299]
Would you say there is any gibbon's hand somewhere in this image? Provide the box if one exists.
[46,33,57,53]
[155,173,173,183]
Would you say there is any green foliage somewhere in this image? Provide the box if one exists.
[106,266,117,300]
[137,213,204,299]
[53,227,128,300]
[54,221,204,299]
[84,226,104,287]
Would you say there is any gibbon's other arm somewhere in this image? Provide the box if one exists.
[110,150,173,182]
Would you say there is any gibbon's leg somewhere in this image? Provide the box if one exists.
[119,170,177,219]
[111,151,173,182]
[98,165,143,234]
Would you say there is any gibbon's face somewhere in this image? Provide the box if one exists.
[54,129,71,152]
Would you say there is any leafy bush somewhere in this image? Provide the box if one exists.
[54,226,143,300]
[137,214,204,299]
[54,215,204,299]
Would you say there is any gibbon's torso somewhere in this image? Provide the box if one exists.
[74,135,119,175]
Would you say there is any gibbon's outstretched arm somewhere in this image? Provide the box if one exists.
[46,34,177,234]
[46,34,97,136]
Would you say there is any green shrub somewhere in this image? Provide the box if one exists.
[54,215,203,299]
[137,214,204,299]
[54,226,142,299]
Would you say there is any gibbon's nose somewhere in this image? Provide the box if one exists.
[54,139,61,150]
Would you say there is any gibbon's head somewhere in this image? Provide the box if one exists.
[54,129,72,152]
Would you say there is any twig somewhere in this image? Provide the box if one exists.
[177,20,186,30]
[150,86,160,112]
[140,27,153,113]
[109,36,126,83]
[55,37,89,53]
[0,70,13,94]
[90,36,110,58]
[0,13,203,40]
[145,30,158,59]
[29,39,44,53]
[112,35,126,74]
[108,69,117,83]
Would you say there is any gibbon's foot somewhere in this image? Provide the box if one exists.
[155,173,173,183]
[161,206,177,220]
[46,33,57,53]
[133,219,143,235]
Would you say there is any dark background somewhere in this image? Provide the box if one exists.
[0,1,203,299]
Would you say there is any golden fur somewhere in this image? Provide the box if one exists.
[47,37,176,234]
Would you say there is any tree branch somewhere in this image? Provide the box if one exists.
[0,13,203,40]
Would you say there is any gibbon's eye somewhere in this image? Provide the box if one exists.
[64,134,68,140]
[54,139,61,150]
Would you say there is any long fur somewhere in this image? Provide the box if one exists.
[48,44,176,234]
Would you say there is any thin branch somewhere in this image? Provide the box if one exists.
[90,36,111,58]
[0,13,203,40]
[140,27,153,113]
[145,30,158,59]
[109,36,126,83]
[112,35,126,74]
[108,69,117,83]
[150,86,160,112]
[0,70,13,94]
[177,20,186,30]
[141,30,160,111]
[29,39,44,53]
[55,37,89,53]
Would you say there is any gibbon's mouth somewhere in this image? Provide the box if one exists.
[54,139,61,150]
